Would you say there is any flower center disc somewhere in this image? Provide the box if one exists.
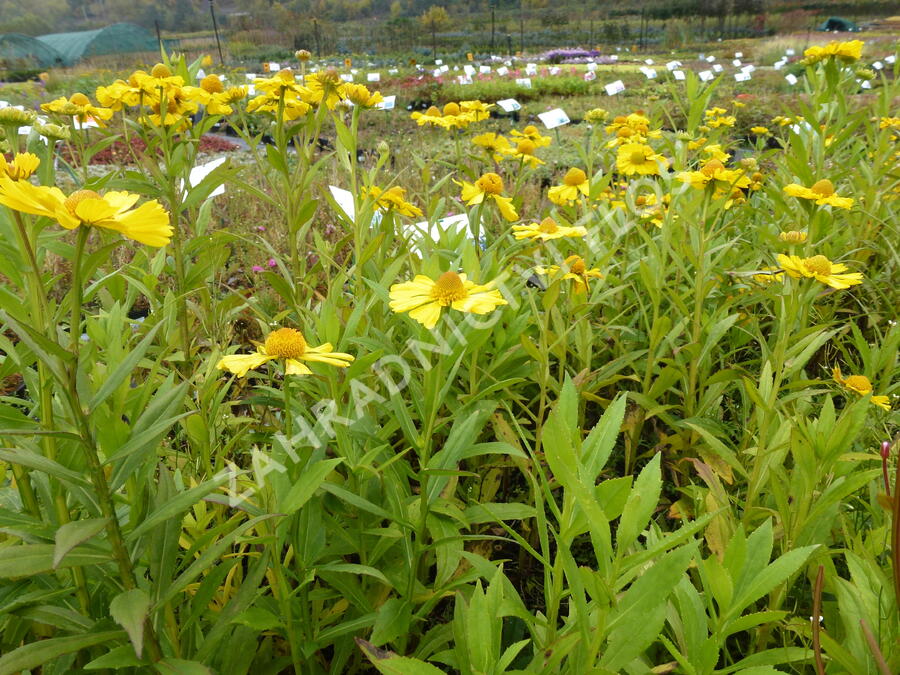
[804,255,832,276]
[442,102,460,116]
[567,256,587,275]
[431,271,467,304]
[517,139,536,155]
[844,374,872,393]
[64,190,102,215]
[630,150,649,165]
[563,168,587,186]
[265,328,307,359]
[538,217,559,234]
[810,179,835,197]
[477,173,504,195]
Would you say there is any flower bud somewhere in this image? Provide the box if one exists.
[295,49,312,62]
[882,441,892,460]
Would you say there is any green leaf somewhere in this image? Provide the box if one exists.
[724,545,817,625]
[616,453,662,553]
[356,638,445,675]
[0,544,110,578]
[278,458,343,514]
[581,393,627,483]
[89,322,162,410]
[84,644,146,670]
[155,658,214,675]
[110,589,152,658]
[601,544,696,670]
[54,518,108,568]
[0,630,125,675]
[370,598,411,647]
[127,472,230,541]
[716,647,811,673]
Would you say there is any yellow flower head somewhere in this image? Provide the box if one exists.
[217,327,354,377]
[510,125,551,147]
[95,79,143,110]
[389,270,507,329]
[0,153,39,181]
[678,159,750,193]
[783,179,853,209]
[200,74,224,94]
[778,230,808,244]
[364,185,423,218]
[616,143,668,176]
[776,253,863,289]
[343,83,383,108]
[511,216,586,241]
[803,40,864,65]
[751,126,770,135]
[304,69,345,109]
[41,93,114,126]
[0,179,172,247]
[703,144,731,162]
[833,366,890,410]
[472,132,512,162]
[456,173,518,221]
[548,168,590,205]
[0,106,37,128]
[535,254,603,293]
[504,138,542,167]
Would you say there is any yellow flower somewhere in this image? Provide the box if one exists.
[616,143,668,176]
[0,179,172,247]
[512,216,586,241]
[678,159,750,192]
[41,93,113,126]
[783,179,853,209]
[255,69,312,99]
[779,230,808,244]
[95,78,143,110]
[776,253,863,289]
[410,105,449,128]
[304,70,345,109]
[803,40,864,65]
[364,186,423,217]
[388,270,507,329]
[472,133,512,162]
[217,327,354,377]
[833,366,890,410]
[456,173,518,221]
[133,64,185,97]
[702,144,731,162]
[0,153,39,181]
[879,117,900,130]
[343,83,383,108]
[247,93,310,121]
[548,168,590,205]
[507,139,544,167]
[510,124,551,147]
[535,255,602,293]
[751,126,770,135]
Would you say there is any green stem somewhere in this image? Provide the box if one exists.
[66,227,163,660]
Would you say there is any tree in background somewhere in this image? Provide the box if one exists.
[419,5,450,59]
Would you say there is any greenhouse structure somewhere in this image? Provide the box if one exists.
[36,22,161,66]
[0,33,65,69]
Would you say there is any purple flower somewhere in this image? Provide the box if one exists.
[252,265,264,272]
[256,225,267,232]
[267,258,277,267]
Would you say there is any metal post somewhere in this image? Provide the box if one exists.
[154,19,163,54]
[519,0,524,53]
[209,0,225,64]
[491,8,495,53]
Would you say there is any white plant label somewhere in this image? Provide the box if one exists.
[604,79,625,95]
[673,70,686,80]
[698,70,714,82]
[367,72,380,82]
[496,98,521,112]
[785,73,798,85]
[515,77,532,88]
[538,108,570,129]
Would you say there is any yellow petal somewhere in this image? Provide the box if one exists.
[302,343,355,367]
[216,353,273,377]
[408,302,442,329]
[492,194,518,221]
[111,200,173,247]
[284,359,313,375]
